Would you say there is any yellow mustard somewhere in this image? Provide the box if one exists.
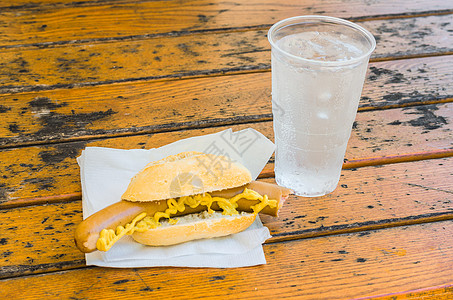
[97,188,277,251]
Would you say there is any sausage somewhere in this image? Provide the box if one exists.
[74,181,292,253]
[210,181,291,216]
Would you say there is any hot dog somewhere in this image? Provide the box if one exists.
[74,152,292,253]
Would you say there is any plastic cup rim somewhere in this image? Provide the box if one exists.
[268,15,377,67]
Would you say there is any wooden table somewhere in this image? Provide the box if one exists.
[1,1,452,299]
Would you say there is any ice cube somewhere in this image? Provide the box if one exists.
[317,111,329,120]
[318,92,332,103]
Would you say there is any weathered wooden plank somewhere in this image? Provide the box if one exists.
[1,101,452,206]
[0,0,135,9]
[365,14,453,60]
[1,219,452,299]
[369,284,453,299]
[1,0,452,46]
[0,158,451,278]
[347,103,453,157]
[0,55,452,147]
[0,15,452,93]
[0,201,84,278]
[262,157,453,241]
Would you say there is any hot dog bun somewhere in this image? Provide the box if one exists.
[122,151,253,202]
[131,211,256,246]
[75,181,291,253]
[75,151,290,252]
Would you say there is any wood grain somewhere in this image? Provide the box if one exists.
[1,0,136,9]
[0,55,452,147]
[1,0,451,298]
[368,284,453,299]
[1,220,452,299]
[1,15,452,94]
[0,157,451,278]
[1,101,451,206]
[1,0,453,47]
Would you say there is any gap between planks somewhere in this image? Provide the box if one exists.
[1,9,452,50]
[0,158,451,280]
[1,53,453,96]
[2,214,453,282]
[0,97,452,151]
[2,150,452,210]
[269,211,453,245]
[1,219,453,296]
[1,15,452,94]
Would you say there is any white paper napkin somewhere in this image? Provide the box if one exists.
[77,128,276,268]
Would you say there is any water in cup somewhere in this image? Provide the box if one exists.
[269,16,375,197]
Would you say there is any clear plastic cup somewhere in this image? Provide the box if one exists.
[268,16,376,197]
